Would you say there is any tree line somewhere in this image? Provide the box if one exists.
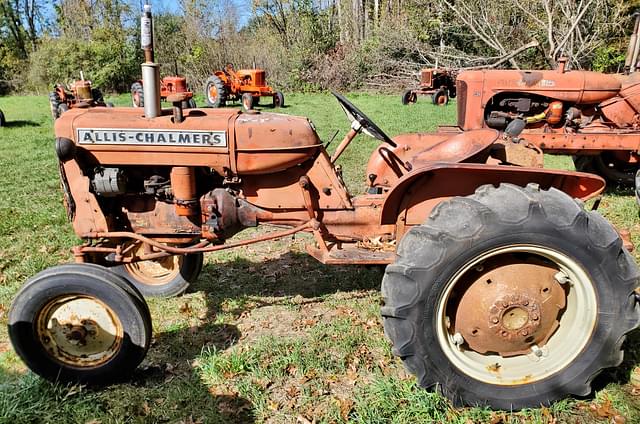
[0,0,638,95]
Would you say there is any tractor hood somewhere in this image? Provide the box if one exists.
[458,69,621,104]
[54,107,322,176]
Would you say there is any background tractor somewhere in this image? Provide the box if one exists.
[9,2,639,411]
[49,75,111,120]
[402,68,457,106]
[204,64,284,110]
[448,15,640,185]
[130,75,196,108]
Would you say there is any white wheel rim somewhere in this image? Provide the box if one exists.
[124,255,182,286]
[37,296,123,367]
[436,245,598,385]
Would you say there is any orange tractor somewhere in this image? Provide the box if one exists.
[204,64,284,110]
[8,3,640,410]
[446,15,640,186]
[402,68,457,106]
[49,75,112,120]
[130,75,196,108]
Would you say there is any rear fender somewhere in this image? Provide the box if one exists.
[366,128,498,187]
[380,163,605,226]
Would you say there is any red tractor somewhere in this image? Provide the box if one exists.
[8,3,640,411]
[402,68,457,106]
[204,64,284,110]
[49,77,111,120]
[131,76,196,108]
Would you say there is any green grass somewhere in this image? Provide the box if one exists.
[1,92,639,423]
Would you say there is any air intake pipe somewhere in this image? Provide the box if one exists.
[141,2,161,118]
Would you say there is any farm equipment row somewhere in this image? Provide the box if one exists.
[402,68,456,106]
[204,64,284,110]
[49,76,112,120]
[7,1,640,412]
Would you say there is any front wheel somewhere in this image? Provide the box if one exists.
[402,90,417,105]
[241,93,255,111]
[273,91,284,108]
[431,88,449,106]
[8,264,152,385]
[382,183,639,409]
[131,82,144,108]
[0,109,4,127]
[113,252,203,298]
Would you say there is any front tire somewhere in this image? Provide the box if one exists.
[8,264,152,385]
[242,93,255,110]
[113,253,204,298]
[131,82,144,108]
[431,88,449,106]
[402,90,417,105]
[0,109,4,127]
[382,183,639,409]
[273,91,284,108]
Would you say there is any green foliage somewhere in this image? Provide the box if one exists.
[27,31,140,93]
[592,46,628,73]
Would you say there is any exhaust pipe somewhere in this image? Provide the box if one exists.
[627,14,640,73]
[141,2,161,118]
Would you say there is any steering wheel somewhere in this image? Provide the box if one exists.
[332,91,397,147]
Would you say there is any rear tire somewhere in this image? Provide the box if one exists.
[49,90,62,120]
[402,90,417,105]
[131,82,144,108]
[574,153,637,186]
[382,183,639,409]
[8,263,152,385]
[113,253,204,298]
[205,75,226,107]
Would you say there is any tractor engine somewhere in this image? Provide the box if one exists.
[54,105,321,245]
[457,62,640,132]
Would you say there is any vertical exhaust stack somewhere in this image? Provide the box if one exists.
[141,1,161,118]
[626,14,640,73]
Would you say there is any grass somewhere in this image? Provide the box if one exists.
[0,92,639,423]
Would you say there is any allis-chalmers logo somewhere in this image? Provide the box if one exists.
[77,128,227,147]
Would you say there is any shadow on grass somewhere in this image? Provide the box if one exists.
[192,251,383,312]
[2,120,39,128]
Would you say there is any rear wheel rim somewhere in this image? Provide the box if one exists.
[124,255,182,286]
[36,296,123,367]
[436,244,597,385]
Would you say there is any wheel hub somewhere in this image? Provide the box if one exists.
[37,296,123,367]
[453,256,566,356]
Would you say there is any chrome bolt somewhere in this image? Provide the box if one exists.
[554,271,571,285]
[452,332,464,347]
[531,344,543,357]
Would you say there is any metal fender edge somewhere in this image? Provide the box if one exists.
[380,163,605,225]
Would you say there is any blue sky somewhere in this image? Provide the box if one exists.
[149,0,252,27]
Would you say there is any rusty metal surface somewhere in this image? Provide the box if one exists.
[453,256,565,356]
[170,167,197,216]
[366,129,498,188]
[380,162,605,228]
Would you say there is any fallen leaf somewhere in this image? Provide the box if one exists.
[179,302,192,315]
